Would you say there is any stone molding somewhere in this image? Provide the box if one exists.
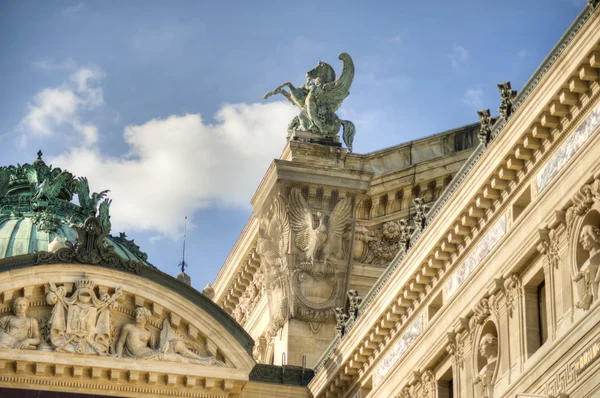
[309,10,600,396]
[249,364,314,387]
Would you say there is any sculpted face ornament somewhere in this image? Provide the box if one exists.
[474,333,499,398]
[478,333,498,366]
[0,297,41,350]
[580,225,600,256]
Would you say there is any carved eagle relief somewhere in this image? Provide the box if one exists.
[288,191,352,267]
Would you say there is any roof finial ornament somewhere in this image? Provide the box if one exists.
[37,149,43,161]
[176,216,191,286]
[477,109,494,147]
[497,81,517,119]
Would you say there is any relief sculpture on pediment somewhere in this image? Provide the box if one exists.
[0,275,228,368]
[46,275,121,355]
[0,297,41,350]
[115,307,225,366]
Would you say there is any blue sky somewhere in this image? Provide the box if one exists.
[0,0,585,289]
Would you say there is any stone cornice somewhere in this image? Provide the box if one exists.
[309,5,600,397]
[0,350,247,397]
[212,214,259,301]
[249,364,314,387]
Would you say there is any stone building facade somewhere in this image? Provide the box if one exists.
[1,2,599,398]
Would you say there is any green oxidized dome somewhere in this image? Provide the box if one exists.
[0,151,152,266]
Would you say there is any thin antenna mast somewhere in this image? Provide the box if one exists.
[180,216,188,274]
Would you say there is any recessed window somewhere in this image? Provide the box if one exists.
[428,291,443,322]
[524,270,548,357]
[512,185,532,221]
[439,367,454,398]
[538,281,548,346]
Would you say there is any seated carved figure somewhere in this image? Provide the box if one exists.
[116,307,225,366]
[0,297,41,350]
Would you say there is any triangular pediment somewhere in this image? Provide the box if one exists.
[0,261,255,397]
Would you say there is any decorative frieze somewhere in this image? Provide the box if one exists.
[537,101,600,192]
[374,313,424,385]
[445,216,507,299]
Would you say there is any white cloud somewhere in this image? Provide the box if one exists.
[51,102,298,238]
[17,65,105,146]
[449,44,469,68]
[31,58,77,71]
[62,2,85,17]
[463,88,484,108]
[386,34,402,44]
[517,49,528,59]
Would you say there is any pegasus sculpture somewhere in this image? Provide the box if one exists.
[264,52,356,152]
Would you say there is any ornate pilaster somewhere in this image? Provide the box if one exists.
[446,333,465,397]
[503,274,523,318]
[420,369,436,398]
[538,228,561,341]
